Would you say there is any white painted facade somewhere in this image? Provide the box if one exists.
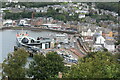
[95,35,105,44]
[104,42,115,51]
[55,34,68,43]
[79,10,89,14]
[42,24,61,28]
[19,19,30,26]
[3,20,13,26]
[79,14,85,18]
[42,43,45,49]
[93,35,115,52]
[81,29,95,36]
[93,44,103,48]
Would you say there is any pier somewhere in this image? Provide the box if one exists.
[0,26,77,34]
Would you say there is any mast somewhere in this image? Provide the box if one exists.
[22,28,23,34]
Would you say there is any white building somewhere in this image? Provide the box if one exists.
[42,24,61,29]
[75,10,81,13]
[79,14,85,18]
[19,19,30,26]
[81,28,95,37]
[95,35,105,45]
[79,10,89,14]
[55,33,68,44]
[8,0,12,3]
[93,34,115,52]
[3,19,13,26]
[104,40,115,51]
[93,34,105,48]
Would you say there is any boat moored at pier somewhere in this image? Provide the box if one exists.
[16,32,51,50]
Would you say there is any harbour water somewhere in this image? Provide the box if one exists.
[0,29,57,63]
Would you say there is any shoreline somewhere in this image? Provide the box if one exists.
[0,27,77,34]
[0,63,2,68]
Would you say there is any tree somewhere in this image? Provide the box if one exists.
[103,48,108,52]
[4,12,32,20]
[64,51,120,78]
[46,52,65,77]
[115,40,120,45]
[27,54,49,79]
[2,49,29,79]
[27,52,66,79]
[96,3,119,15]
[113,53,120,62]
[2,2,61,8]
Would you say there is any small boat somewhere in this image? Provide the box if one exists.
[16,31,51,50]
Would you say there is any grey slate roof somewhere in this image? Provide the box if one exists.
[105,40,115,45]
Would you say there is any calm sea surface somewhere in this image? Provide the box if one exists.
[0,29,57,63]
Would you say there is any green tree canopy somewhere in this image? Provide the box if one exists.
[96,3,120,16]
[46,52,65,77]
[27,52,66,79]
[2,49,29,78]
[64,51,120,78]
[2,2,61,8]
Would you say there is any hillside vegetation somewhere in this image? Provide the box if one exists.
[96,2,120,16]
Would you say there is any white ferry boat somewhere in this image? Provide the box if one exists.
[16,32,51,49]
